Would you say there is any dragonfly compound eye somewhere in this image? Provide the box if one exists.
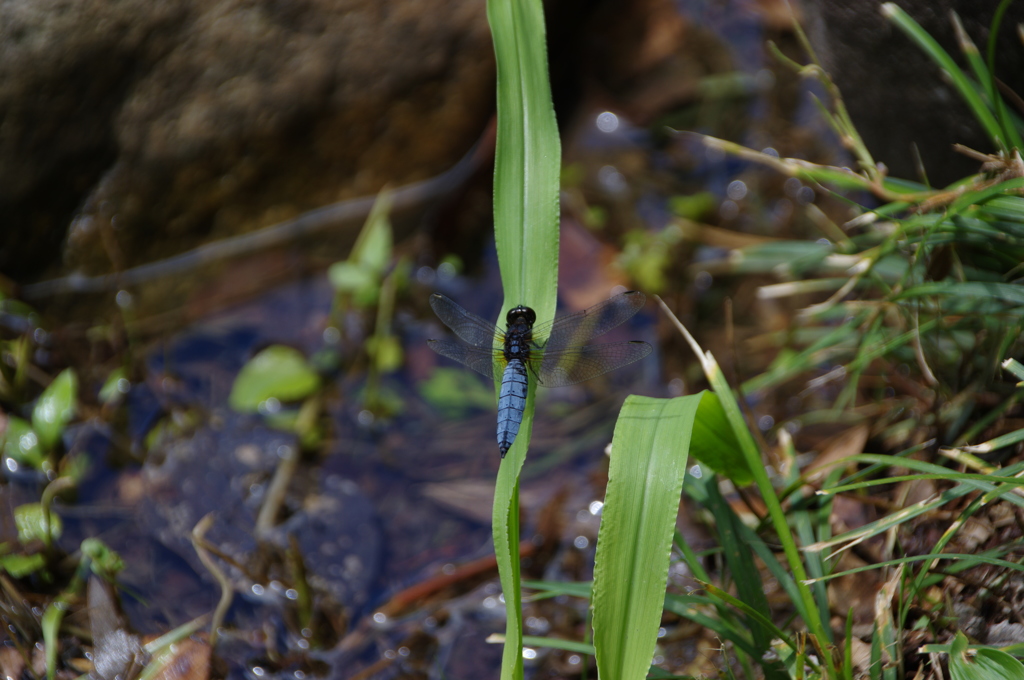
[506,306,536,326]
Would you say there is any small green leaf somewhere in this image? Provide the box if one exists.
[2,416,45,469]
[143,410,200,451]
[731,241,832,276]
[229,345,320,413]
[328,260,382,307]
[669,191,717,220]
[98,367,130,405]
[1002,358,1024,383]
[894,281,1024,306]
[327,262,376,293]
[367,335,403,373]
[354,208,392,274]
[348,191,393,274]
[949,631,1024,680]
[263,409,300,433]
[689,392,753,486]
[41,600,65,680]
[81,538,124,578]
[32,368,77,452]
[439,254,463,274]
[14,502,62,544]
[0,553,47,578]
[294,397,324,448]
[329,191,394,305]
[419,367,496,418]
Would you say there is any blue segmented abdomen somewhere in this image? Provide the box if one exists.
[497,359,529,457]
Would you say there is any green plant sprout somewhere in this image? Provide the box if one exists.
[327,188,413,414]
[1,368,77,474]
[228,189,410,439]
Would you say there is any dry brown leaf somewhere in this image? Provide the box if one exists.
[0,646,25,680]
[144,637,211,680]
[848,636,872,676]
[828,553,880,633]
[806,424,870,484]
[874,565,904,667]
[955,516,993,553]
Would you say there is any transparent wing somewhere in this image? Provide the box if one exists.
[427,338,502,380]
[428,293,503,348]
[538,291,647,351]
[536,341,652,387]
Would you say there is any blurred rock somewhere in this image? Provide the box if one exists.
[0,0,493,282]
[801,0,1024,186]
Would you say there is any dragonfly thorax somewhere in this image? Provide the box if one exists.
[503,305,536,362]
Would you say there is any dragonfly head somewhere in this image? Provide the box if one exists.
[506,305,536,327]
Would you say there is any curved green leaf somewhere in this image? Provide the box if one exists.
[229,345,320,413]
[2,416,45,469]
[98,367,129,406]
[42,600,65,680]
[328,190,394,306]
[690,391,752,485]
[15,502,62,545]
[81,538,125,579]
[949,631,1024,680]
[489,0,561,328]
[33,368,77,452]
[327,262,376,293]
[0,553,46,578]
[592,394,703,680]
[485,0,562,678]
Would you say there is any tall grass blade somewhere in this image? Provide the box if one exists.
[882,3,1006,151]
[485,0,561,677]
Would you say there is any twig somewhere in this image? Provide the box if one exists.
[191,513,234,648]
[22,135,488,299]
[254,444,299,536]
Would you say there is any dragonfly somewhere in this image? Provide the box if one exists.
[427,291,653,457]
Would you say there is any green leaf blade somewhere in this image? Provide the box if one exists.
[32,368,77,453]
[228,345,320,413]
[882,3,1006,151]
[689,391,752,485]
[14,502,62,545]
[41,600,65,680]
[591,394,703,680]
[0,552,46,578]
[949,631,1024,680]
[485,0,562,678]
[98,367,129,406]
[488,0,561,328]
[2,416,45,469]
